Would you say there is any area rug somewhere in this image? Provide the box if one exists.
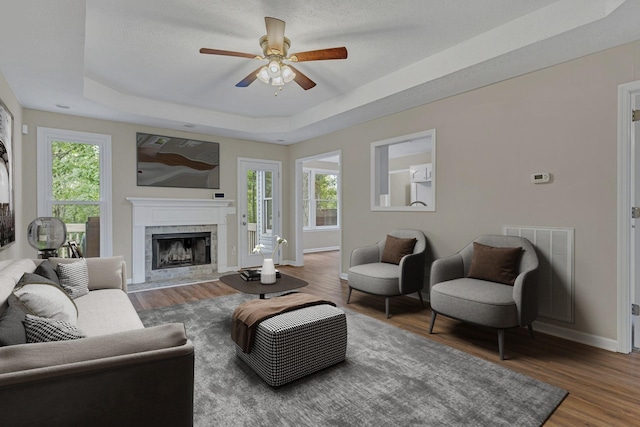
[138,294,567,426]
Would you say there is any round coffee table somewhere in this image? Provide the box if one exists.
[219,272,308,299]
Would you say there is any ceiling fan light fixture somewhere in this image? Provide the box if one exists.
[257,66,270,84]
[281,65,296,83]
[267,59,281,77]
[200,17,347,91]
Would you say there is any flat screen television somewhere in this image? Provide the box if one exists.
[136,132,220,189]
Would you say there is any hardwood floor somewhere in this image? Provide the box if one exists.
[129,251,640,426]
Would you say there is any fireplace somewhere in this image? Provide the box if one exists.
[152,232,211,270]
[127,197,234,284]
[144,224,217,282]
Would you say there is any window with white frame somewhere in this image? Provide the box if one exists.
[303,168,339,229]
[37,127,113,257]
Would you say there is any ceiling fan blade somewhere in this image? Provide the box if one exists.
[200,48,259,59]
[288,65,316,90]
[265,17,285,54]
[289,47,348,62]
[235,66,263,88]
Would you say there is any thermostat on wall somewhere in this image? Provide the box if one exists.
[530,172,550,184]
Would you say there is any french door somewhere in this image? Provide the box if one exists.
[238,159,281,268]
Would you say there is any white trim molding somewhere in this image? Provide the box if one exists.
[616,80,640,353]
[534,321,618,353]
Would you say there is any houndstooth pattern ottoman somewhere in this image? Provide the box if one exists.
[235,304,347,386]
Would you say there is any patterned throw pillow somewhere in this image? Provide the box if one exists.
[57,259,90,299]
[23,314,85,343]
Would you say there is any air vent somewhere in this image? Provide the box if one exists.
[503,226,574,323]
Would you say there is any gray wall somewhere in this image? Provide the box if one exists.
[288,40,640,343]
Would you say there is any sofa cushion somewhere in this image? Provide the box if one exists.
[75,289,144,336]
[0,260,37,310]
[0,323,188,374]
[11,281,78,324]
[381,235,417,264]
[33,261,60,286]
[57,259,90,299]
[0,259,15,272]
[23,314,85,343]
[0,305,26,346]
[349,262,401,296]
[467,242,523,285]
[430,278,518,328]
[49,256,124,290]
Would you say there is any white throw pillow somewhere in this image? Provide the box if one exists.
[24,314,85,343]
[57,259,90,299]
[11,282,78,324]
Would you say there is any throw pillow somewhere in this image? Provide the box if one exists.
[467,242,523,285]
[0,305,27,346]
[23,314,85,343]
[381,235,417,264]
[33,260,60,286]
[17,272,59,288]
[57,259,89,299]
[10,282,78,324]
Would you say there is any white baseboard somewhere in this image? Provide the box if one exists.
[339,272,348,280]
[303,246,340,254]
[533,320,619,353]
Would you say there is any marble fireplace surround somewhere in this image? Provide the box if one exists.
[127,197,235,284]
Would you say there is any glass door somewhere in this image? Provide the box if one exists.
[238,159,281,268]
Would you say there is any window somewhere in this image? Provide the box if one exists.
[37,127,112,257]
[303,168,339,229]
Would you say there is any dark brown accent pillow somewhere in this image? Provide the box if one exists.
[381,235,417,265]
[467,242,523,285]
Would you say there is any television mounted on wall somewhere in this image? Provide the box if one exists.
[136,132,220,189]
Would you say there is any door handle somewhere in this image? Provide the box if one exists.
[242,221,247,225]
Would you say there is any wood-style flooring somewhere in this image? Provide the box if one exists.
[129,251,640,426]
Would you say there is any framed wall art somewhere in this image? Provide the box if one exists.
[136,132,220,189]
[0,98,14,248]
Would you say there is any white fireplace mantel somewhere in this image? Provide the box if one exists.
[127,197,236,283]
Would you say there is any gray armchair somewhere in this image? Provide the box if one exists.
[429,235,539,360]
[347,229,427,318]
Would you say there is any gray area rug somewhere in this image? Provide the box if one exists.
[138,293,567,426]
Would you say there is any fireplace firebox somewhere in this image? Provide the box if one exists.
[152,232,211,270]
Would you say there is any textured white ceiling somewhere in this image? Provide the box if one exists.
[1,0,640,144]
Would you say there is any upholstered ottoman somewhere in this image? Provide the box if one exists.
[235,304,347,386]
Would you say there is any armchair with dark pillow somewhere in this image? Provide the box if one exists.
[429,234,539,359]
[347,229,427,318]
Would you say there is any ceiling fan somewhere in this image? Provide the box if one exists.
[200,17,347,90]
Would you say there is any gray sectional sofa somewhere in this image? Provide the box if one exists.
[0,256,194,427]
